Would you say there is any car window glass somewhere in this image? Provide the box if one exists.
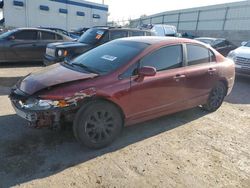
[151,25,165,36]
[187,44,210,65]
[78,28,106,45]
[56,29,67,36]
[120,63,139,79]
[163,25,176,36]
[99,32,109,43]
[213,40,226,47]
[209,50,216,62]
[145,32,152,36]
[130,31,144,36]
[56,34,63,40]
[110,30,128,40]
[14,30,37,40]
[41,31,56,40]
[141,45,183,71]
[71,40,149,75]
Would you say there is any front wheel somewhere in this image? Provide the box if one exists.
[73,101,123,149]
[202,82,227,112]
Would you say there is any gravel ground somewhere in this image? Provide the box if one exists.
[0,64,249,188]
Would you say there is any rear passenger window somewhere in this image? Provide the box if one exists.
[110,30,128,40]
[141,45,183,71]
[187,44,210,66]
[130,31,144,36]
[14,30,38,40]
[41,31,56,40]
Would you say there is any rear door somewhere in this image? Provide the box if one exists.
[183,44,219,105]
[5,30,38,61]
[127,45,187,120]
[35,31,60,60]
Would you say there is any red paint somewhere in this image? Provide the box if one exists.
[19,37,235,126]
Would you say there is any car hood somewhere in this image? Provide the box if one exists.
[47,41,90,49]
[234,46,250,58]
[18,64,98,95]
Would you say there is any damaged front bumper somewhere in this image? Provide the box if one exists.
[9,87,96,129]
[10,96,77,129]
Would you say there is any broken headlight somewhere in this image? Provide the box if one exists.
[20,98,69,111]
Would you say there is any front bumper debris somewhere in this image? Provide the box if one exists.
[10,97,76,129]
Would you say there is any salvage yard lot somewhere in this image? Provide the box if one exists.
[0,63,249,188]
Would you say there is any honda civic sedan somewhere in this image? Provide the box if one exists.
[9,37,235,149]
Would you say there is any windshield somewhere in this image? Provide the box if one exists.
[70,40,149,74]
[78,28,106,45]
[244,42,250,47]
[0,30,16,40]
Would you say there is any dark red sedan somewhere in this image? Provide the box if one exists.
[10,37,235,149]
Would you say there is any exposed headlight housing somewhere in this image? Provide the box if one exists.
[57,49,68,57]
[20,99,70,111]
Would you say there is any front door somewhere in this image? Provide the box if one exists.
[127,44,187,121]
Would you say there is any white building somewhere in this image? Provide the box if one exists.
[1,0,108,30]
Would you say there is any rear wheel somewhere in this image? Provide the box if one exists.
[202,82,227,112]
[73,101,123,149]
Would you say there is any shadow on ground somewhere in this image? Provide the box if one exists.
[225,75,250,104]
[0,107,208,187]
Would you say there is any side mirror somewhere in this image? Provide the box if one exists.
[241,41,247,46]
[138,66,156,77]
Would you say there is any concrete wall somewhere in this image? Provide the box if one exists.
[130,1,250,45]
[3,0,108,30]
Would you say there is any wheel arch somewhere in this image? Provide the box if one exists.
[218,78,229,94]
[78,96,126,125]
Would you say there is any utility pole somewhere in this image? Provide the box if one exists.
[102,0,104,4]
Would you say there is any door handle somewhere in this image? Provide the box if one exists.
[208,68,216,75]
[173,74,186,82]
[32,44,37,47]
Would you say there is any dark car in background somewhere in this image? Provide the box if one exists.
[38,27,80,40]
[195,37,237,56]
[70,27,89,37]
[0,28,72,63]
[44,27,153,66]
[10,37,235,149]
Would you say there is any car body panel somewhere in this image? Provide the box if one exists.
[18,64,98,95]
[10,37,235,128]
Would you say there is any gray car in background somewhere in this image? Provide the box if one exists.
[0,28,72,63]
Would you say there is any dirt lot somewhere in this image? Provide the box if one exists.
[0,63,249,188]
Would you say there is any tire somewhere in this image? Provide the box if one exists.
[73,100,123,149]
[202,82,227,112]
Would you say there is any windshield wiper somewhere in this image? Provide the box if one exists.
[71,63,100,74]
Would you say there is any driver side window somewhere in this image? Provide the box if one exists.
[140,45,183,71]
[14,30,38,40]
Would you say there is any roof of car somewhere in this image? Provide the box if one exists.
[93,26,152,33]
[119,36,197,45]
[16,27,61,32]
[195,37,225,41]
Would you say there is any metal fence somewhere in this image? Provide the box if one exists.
[129,1,250,31]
